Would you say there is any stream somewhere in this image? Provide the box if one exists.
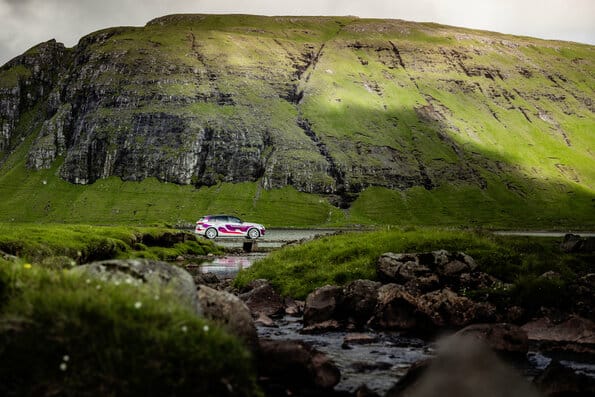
[257,316,432,394]
[255,317,595,395]
[189,229,595,395]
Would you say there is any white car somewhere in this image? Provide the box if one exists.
[195,215,266,239]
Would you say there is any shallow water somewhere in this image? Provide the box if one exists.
[194,253,267,276]
[257,316,433,394]
[258,317,595,395]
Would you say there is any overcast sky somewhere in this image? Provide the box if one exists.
[1,0,594,66]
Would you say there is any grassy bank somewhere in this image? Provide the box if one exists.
[235,228,593,314]
[0,258,261,396]
[0,223,222,264]
[0,224,260,395]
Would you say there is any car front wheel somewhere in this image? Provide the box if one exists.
[247,228,260,239]
[205,228,218,239]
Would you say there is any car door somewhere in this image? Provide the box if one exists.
[214,216,232,236]
[225,216,246,236]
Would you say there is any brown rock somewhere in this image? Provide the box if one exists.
[239,280,285,318]
[405,274,440,294]
[255,312,275,327]
[284,297,304,316]
[197,285,258,351]
[455,323,529,356]
[443,260,468,276]
[417,288,480,328]
[371,284,430,331]
[258,339,341,392]
[342,333,379,346]
[343,279,381,327]
[302,320,343,334]
[377,253,431,283]
[303,285,344,326]
[522,315,595,355]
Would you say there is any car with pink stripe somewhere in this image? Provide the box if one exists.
[195,215,266,239]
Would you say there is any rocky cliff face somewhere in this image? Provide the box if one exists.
[1,15,593,207]
[0,39,70,154]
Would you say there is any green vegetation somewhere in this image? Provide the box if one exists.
[0,259,261,396]
[1,14,594,229]
[0,223,222,263]
[235,228,593,314]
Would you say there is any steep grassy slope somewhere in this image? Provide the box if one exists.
[0,15,593,228]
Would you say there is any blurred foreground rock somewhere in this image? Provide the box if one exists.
[385,334,541,397]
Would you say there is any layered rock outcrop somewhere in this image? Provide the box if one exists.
[2,14,592,209]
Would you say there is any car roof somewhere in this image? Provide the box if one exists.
[203,214,240,219]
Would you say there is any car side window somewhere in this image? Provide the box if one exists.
[229,216,241,224]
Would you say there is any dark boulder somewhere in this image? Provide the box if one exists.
[370,284,431,331]
[343,279,381,327]
[258,338,341,394]
[239,279,285,318]
[303,285,344,327]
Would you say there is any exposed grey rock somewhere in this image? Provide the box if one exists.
[197,285,258,351]
[378,251,503,307]
[0,39,70,156]
[377,253,431,284]
[27,103,72,169]
[71,258,199,313]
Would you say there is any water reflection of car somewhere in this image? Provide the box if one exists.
[195,215,266,239]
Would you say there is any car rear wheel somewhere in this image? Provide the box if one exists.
[247,228,260,239]
[205,228,218,239]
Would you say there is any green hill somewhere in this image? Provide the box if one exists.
[0,14,593,228]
